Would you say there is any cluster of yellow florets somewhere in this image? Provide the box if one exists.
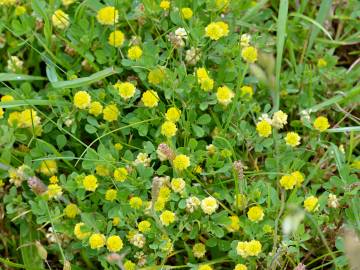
[236,240,262,258]
[216,85,234,106]
[83,175,98,191]
[52,9,70,29]
[181,7,193,19]
[141,90,159,108]
[74,91,91,109]
[280,171,304,190]
[205,21,229,40]
[108,30,125,47]
[196,67,214,91]
[256,119,272,137]
[173,154,190,171]
[247,205,264,222]
[103,104,119,122]
[241,46,258,63]
[161,121,177,137]
[313,116,330,132]
[115,82,136,100]
[114,167,128,182]
[160,210,175,226]
[8,109,41,129]
[304,196,319,212]
[285,132,301,147]
[127,46,143,60]
[96,6,118,25]
[64,203,79,218]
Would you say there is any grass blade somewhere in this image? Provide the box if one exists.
[326,126,360,133]
[306,85,360,112]
[274,0,288,111]
[0,100,70,108]
[0,73,45,82]
[51,67,120,89]
[290,12,333,40]
[306,0,333,54]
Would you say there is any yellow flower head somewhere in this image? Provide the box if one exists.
[317,58,327,68]
[205,21,229,40]
[285,132,301,147]
[200,77,214,91]
[74,222,90,240]
[74,91,91,109]
[52,9,70,29]
[181,8,193,19]
[138,220,151,233]
[256,120,272,137]
[165,107,181,122]
[141,90,159,108]
[279,174,297,190]
[291,171,304,187]
[0,108,3,119]
[47,184,62,199]
[217,85,234,106]
[246,240,262,256]
[193,243,206,258]
[160,210,175,226]
[115,82,136,100]
[247,205,264,222]
[201,196,218,215]
[1,95,14,102]
[114,167,128,182]
[88,101,103,117]
[241,85,253,98]
[89,233,106,249]
[196,68,209,82]
[112,217,120,226]
[199,265,212,270]
[108,30,125,47]
[236,240,262,258]
[129,196,143,209]
[124,260,136,270]
[241,46,258,63]
[103,104,119,122]
[304,196,318,212]
[114,143,123,151]
[64,203,79,218]
[171,178,185,193]
[161,121,177,137]
[160,0,170,10]
[19,109,41,128]
[235,264,248,270]
[96,6,118,25]
[105,189,117,201]
[173,154,190,171]
[83,175,98,192]
[313,116,330,132]
[95,164,110,176]
[227,215,240,232]
[148,68,165,85]
[128,45,143,60]
[106,235,123,252]
[49,175,58,184]
[39,160,58,176]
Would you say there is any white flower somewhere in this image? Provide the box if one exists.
[7,56,23,72]
[175,28,188,40]
[134,152,151,167]
[185,196,201,213]
[185,47,201,66]
[328,193,339,208]
[131,233,146,248]
[272,110,288,129]
[240,34,251,47]
[259,113,272,124]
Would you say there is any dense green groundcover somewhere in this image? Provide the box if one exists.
[0,0,359,269]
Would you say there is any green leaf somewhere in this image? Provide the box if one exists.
[0,73,46,82]
[197,114,211,125]
[274,0,288,111]
[19,222,45,270]
[192,124,205,137]
[51,67,120,89]
[0,100,70,108]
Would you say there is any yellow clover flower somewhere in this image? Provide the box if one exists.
[96,6,118,25]
[108,30,125,47]
[89,233,106,249]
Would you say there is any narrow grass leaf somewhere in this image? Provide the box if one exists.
[0,73,45,82]
[51,67,120,89]
[0,100,70,108]
[306,0,333,54]
[274,0,288,111]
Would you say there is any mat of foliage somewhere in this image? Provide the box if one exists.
[0,0,359,270]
